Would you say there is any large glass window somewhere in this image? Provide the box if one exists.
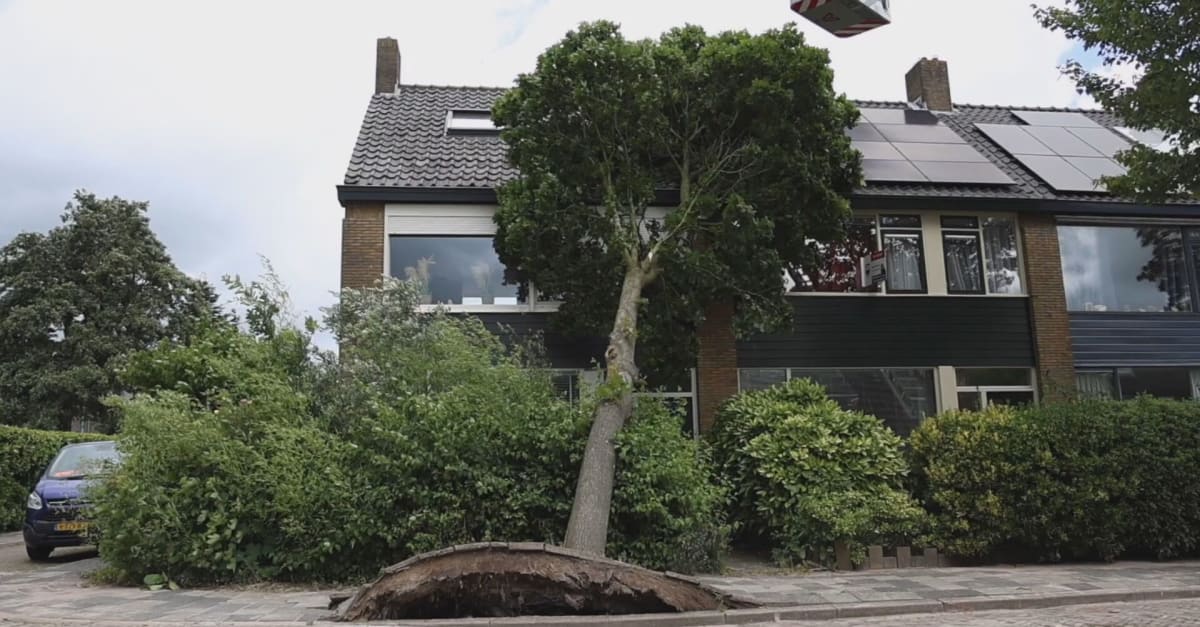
[389,236,523,306]
[790,217,879,293]
[955,368,1035,410]
[880,215,926,293]
[1075,367,1200,400]
[737,367,936,436]
[1059,225,1193,312]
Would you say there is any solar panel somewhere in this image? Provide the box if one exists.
[1012,110,1102,128]
[1016,155,1102,192]
[1065,156,1125,182]
[975,121,1128,193]
[847,124,886,142]
[912,161,1015,185]
[860,108,938,125]
[875,124,965,144]
[1067,127,1132,158]
[975,124,1056,155]
[847,110,1011,185]
[1024,126,1104,157]
[855,141,905,160]
[862,159,928,182]
[893,142,990,163]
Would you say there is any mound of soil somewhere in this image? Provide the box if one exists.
[334,542,754,621]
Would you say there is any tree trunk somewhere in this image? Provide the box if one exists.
[563,264,645,555]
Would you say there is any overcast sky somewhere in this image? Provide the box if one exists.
[0,0,1096,336]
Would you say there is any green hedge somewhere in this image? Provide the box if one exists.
[1,425,107,531]
[708,378,926,566]
[910,398,1200,562]
[91,281,727,584]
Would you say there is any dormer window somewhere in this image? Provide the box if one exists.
[446,110,499,135]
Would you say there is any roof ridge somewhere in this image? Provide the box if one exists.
[951,102,1107,113]
[398,83,509,92]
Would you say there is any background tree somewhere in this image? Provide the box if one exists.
[492,21,861,555]
[0,191,220,431]
[1036,1,1199,201]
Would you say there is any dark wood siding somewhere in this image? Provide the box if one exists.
[737,297,1035,368]
[1071,312,1200,367]
[475,313,606,369]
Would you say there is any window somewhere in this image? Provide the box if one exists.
[738,368,788,391]
[955,368,1035,410]
[1077,367,1199,400]
[941,216,984,294]
[880,215,926,293]
[939,216,1024,295]
[550,371,581,403]
[638,369,697,437]
[791,217,879,293]
[982,217,1022,294]
[1076,370,1116,399]
[446,110,498,134]
[1059,224,1193,312]
[737,367,937,436]
[389,235,523,306]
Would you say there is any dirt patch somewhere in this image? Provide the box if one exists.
[336,543,754,621]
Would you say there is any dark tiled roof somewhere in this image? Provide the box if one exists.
[345,84,514,188]
[342,84,1167,205]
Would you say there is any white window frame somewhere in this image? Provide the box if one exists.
[445,109,498,134]
[954,367,1038,409]
[789,210,1027,298]
[637,368,699,439]
[384,204,560,313]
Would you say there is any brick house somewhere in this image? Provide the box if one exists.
[339,38,1200,436]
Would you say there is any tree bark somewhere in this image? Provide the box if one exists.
[563,264,645,555]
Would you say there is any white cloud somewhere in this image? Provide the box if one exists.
[0,0,1085,340]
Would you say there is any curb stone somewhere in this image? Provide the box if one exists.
[5,586,1200,626]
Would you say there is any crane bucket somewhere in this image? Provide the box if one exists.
[791,0,892,38]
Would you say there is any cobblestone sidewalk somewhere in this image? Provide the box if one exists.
[2,557,1200,624]
[702,560,1200,606]
[770,597,1200,626]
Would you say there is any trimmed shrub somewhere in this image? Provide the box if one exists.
[0,426,106,531]
[910,397,1200,562]
[93,279,726,584]
[709,379,926,566]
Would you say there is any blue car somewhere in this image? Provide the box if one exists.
[23,440,120,561]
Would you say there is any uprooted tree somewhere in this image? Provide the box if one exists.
[1035,0,1199,200]
[491,21,862,555]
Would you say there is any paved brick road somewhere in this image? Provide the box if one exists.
[5,531,1200,625]
[770,598,1200,626]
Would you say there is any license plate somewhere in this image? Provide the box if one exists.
[54,521,89,532]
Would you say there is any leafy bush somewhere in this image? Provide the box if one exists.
[93,279,726,584]
[0,425,106,531]
[709,379,926,566]
[910,397,1200,562]
[610,399,728,572]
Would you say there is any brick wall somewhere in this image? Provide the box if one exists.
[905,58,953,112]
[696,301,739,434]
[341,203,385,290]
[1019,213,1076,400]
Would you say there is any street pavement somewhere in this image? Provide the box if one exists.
[769,598,1200,625]
[5,530,1200,624]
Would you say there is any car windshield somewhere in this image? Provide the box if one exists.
[46,441,120,479]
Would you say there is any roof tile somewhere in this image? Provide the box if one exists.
[343,85,1175,205]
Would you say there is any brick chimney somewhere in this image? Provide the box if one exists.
[905,57,952,112]
[375,37,401,95]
